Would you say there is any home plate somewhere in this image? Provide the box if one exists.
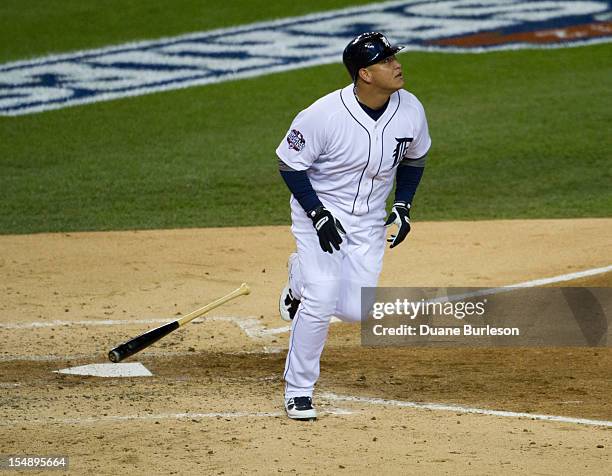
[54,363,153,377]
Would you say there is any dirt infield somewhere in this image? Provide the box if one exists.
[1,219,611,474]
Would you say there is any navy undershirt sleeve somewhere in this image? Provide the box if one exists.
[395,164,425,204]
[279,169,322,213]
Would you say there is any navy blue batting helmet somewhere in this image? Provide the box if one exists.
[342,32,404,82]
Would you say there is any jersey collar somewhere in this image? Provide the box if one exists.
[340,83,399,129]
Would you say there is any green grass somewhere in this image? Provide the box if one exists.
[0,3,611,234]
[412,44,612,220]
[0,0,375,63]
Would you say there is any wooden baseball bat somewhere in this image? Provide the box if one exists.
[108,283,250,362]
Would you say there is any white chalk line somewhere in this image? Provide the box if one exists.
[506,264,611,287]
[442,264,612,302]
[321,393,612,428]
[0,315,276,332]
[0,315,292,341]
[0,317,176,329]
[0,347,284,362]
[0,407,354,426]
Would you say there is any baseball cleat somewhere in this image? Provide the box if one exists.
[285,396,317,420]
[279,284,300,322]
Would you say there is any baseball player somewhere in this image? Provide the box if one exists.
[276,32,431,420]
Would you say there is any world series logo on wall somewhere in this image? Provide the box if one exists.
[1,0,610,116]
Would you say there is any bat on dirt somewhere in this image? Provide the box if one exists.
[108,282,250,362]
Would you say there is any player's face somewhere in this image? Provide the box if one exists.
[365,55,404,92]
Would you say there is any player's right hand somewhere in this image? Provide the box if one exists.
[308,206,346,253]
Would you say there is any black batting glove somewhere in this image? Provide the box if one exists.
[308,206,346,253]
[384,201,411,249]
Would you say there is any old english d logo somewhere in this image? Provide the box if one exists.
[392,137,413,166]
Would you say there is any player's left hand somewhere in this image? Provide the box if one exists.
[384,202,411,248]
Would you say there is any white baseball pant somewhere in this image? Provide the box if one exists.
[283,204,386,398]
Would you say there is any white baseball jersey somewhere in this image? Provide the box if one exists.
[276,83,431,221]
